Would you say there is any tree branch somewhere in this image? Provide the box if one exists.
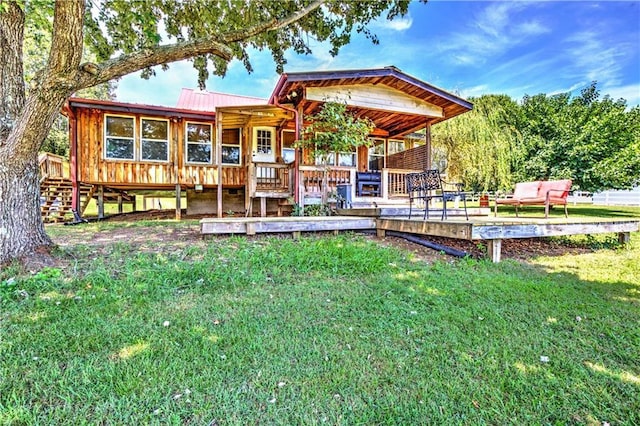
[75,38,234,89]
[220,0,326,43]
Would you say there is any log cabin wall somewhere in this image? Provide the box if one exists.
[74,107,245,189]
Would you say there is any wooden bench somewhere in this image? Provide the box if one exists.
[494,179,572,218]
[356,171,381,196]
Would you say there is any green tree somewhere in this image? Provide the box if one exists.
[0,0,412,264]
[514,82,639,192]
[431,94,519,192]
[296,100,374,205]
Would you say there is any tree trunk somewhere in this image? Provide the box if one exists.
[0,155,51,264]
[0,1,84,264]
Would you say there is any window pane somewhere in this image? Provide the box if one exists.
[256,129,272,154]
[282,131,296,148]
[106,116,134,137]
[142,140,168,161]
[106,138,134,159]
[187,144,211,163]
[338,152,356,167]
[388,140,405,155]
[221,146,240,165]
[187,123,211,143]
[282,148,295,164]
[222,128,241,145]
[369,142,384,156]
[142,119,168,140]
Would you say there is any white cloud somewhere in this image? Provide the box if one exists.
[377,15,413,32]
[437,2,550,66]
[601,83,640,107]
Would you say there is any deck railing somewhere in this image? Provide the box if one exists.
[38,152,67,181]
[300,166,354,196]
[248,162,295,196]
[383,168,420,197]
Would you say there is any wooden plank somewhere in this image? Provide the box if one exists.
[377,218,474,240]
[472,221,640,240]
[200,216,376,235]
[307,84,444,117]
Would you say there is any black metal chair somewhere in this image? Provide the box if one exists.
[406,170,469,220]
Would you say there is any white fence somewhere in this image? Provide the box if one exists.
[592,187,640,206]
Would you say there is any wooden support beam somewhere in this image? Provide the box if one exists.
[260,197,267,218]
[377,228,386,238]
[487,239,502,263]
[618,232,630,245]
[175,184,182,220]
[216,110,223,218]
[97,185,104,219]
[117,194,123,214]
[132,196,137,212]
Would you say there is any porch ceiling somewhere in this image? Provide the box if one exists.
[269,66,472,138]
[215,104,294,128]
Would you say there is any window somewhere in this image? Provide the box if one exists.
[141,118,169,161]
[105,115,134,160]
[221,128,241,165]
[388,140,405,155]
[337,152,356,167]
[186,122,212,164]
[255,129,273,155]
[368,138,385,170]
[282,130,296,164]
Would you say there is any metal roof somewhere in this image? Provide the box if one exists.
[176,89,267,111]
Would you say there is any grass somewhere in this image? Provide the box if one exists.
[1,208,639,424]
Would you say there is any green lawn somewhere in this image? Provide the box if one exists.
[1,209,639,424]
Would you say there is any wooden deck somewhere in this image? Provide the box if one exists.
[201,212,639,263]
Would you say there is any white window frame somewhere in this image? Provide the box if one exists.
[368,138,385,170]
[281,129,296,164]
[140,117,170,163]
[104,114,135,161]
[221,128,242,166]
[185,121,213,165]
[388,139,405,156]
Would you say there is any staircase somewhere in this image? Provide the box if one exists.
[40,176,92,222]
[38,152,133,222]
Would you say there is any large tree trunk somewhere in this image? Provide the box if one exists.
[0,155,51,264]
[0,0,84,265]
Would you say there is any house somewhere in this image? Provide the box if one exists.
[63,66,472,218]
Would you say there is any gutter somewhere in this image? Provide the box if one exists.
[269,73,302,203]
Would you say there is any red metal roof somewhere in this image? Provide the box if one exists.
[176,89,267,111]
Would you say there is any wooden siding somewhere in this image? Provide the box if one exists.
[306,84,443,117]
[75,108,246,188]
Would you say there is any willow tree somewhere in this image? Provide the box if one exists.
[0,0,411,264]
[431,94,519,192]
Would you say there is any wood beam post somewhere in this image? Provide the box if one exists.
[618,232,630,245]
[487,239,502,263]
[97,185,104,219]
[175,184,182,220]
[117,194,123,214]
[216,110,223,218]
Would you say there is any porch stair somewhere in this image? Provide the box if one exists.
[40,177,92,223]
[40,177,134,222]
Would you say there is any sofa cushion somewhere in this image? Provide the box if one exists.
[513,181,540,199]
[537,179,572,200]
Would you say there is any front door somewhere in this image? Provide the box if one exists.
[252,127,276,163]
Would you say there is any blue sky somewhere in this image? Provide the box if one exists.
[115,1,640,108]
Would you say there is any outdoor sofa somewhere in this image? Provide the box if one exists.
[494,179,572,218]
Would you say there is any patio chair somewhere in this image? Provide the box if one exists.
[406,170,469,220]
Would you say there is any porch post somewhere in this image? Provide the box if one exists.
[294,104,304,203]
[425,122,432,170]
[216,110,223,218]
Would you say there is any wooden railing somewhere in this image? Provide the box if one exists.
[383,168,420,197]
[300,166,354,196]
[38,152,67,181]
[248,162,294,196]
